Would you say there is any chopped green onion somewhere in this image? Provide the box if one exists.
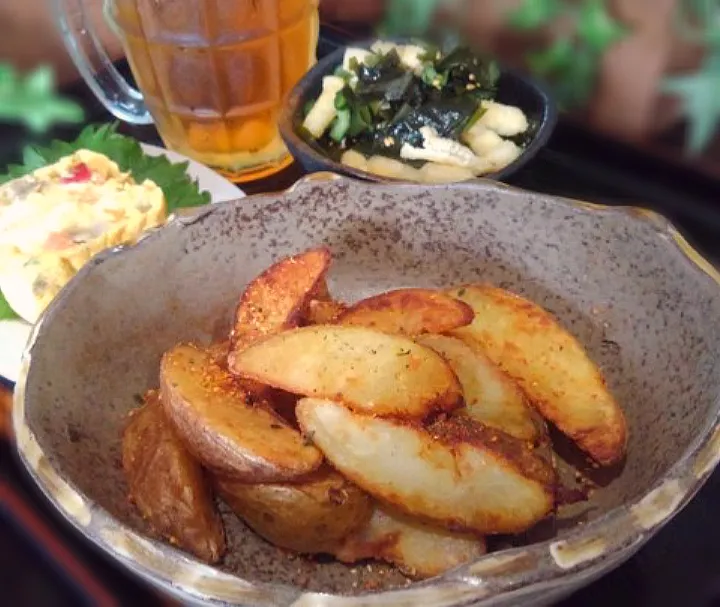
[358,105,373,125]
[330,108,351,142]
[334,91,349,110]
[349,109,370,136]
[334,67,355,82]
[464,104,487,132]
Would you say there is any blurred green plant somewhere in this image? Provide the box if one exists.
[661,0,720,153]
[0,63,85,133]
[509,0,627,109]
[508,0,720,154]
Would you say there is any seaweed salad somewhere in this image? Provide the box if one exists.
[300,41,533,183]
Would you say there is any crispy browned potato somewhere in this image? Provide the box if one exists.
[416,334,542,442]
[229,248,331,356]
[296,398,556,535]
[302,277,349,325]
[160,344,324,482]
[337,288,474,336]
[306,299,348,325]
[448,285,627,466]
[122,391,226,563]
[335,504,486,579]
[216,467,372,554]
[230,325,463,419]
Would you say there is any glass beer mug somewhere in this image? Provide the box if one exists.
[52,0,319,182]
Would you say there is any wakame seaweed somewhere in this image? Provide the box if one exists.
[378,97,479,152]
[311,42,511,160]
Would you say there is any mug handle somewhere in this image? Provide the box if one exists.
[51,0,153,125]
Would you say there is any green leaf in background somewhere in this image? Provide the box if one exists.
[662,50,720,154]
[527,38,575,77]
[1,123,211,212]
[675,0,720,46]
[0,290,19,321]
[557,46,598,108]
[0,65,85,133]
[380,0,442,37]
[576,0,627,52]
[509,0,563,30]
[527,39,597,109]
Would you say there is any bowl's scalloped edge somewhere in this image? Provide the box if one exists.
[11,173,720,606]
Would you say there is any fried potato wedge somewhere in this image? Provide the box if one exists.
[216,467,372,555]
[306,298,348,325]
[335,504,486,579]
[296,399,556,534]
[416,334,541,442]
[302,278,349,325]
[448,285,627,465]
[230,325,462,418]
[122,391,226,563]
[337,288,474,336]
[229,248,331,355]
[160,344,323,482]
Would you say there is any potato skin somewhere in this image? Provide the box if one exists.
[216,467,373,555]
[122,391,226,563]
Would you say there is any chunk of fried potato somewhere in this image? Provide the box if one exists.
[416,334,541,442]
[216,467,372,555]
[337,288,474,336]
[303,279,348,325]
[296,399,556,534]
[335,504,486,579]
[230,325,462,418]
[160,344,323,482]
[448,285,627,466]
[229,248,331,355]
[122,391,226,563]
[306,299,348,325]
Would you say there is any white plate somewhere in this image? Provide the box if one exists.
[0,144,244,384]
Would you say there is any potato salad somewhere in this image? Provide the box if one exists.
[301,41,532,184]
[0,149,166,323]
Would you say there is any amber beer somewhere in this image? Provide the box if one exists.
[111,0,319,182]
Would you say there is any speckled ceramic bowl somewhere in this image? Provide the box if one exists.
[13,174,720,606]
[279,41,556,183]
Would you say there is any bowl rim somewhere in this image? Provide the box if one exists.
[278,39,558,184]
[12,173,720,606]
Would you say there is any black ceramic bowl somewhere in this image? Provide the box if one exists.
[279,40,557,182]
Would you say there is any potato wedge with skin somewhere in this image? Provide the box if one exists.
[229,248,331,355]
[296,399,556,534]
[216,467,372,555]
[160,344,323,482]
[305,298,348,325]
[230,325,462,418]
[416,334,542,442]
[448,285,628,466]
[337,288,474,336]
[335,504,486,579]
[303,278,348,325]
[122,391,226,563]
